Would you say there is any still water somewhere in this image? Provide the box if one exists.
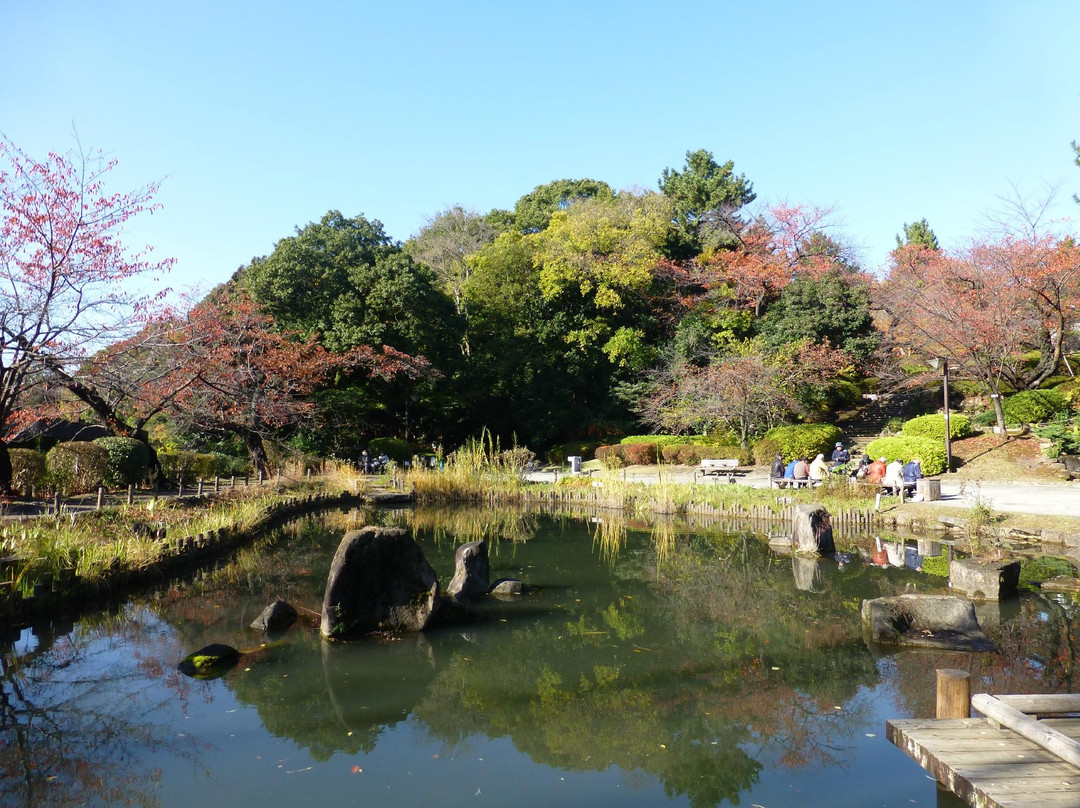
[2,506,1077,807]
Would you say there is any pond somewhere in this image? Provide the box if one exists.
[2,505,1077,807]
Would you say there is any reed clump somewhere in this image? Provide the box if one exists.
[406,430,535,503]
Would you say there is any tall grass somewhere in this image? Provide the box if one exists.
[406,429,534,502]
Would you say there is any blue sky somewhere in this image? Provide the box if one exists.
[3,0,1078,297]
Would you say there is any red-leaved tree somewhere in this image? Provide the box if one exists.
[164,291,430,475]
[0,137,172,489]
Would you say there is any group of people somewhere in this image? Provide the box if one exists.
[770,441,924,495]
[359,449,391,474]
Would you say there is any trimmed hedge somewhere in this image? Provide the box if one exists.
[159,450,249,481]
[45,441,110,495]
[760,424,843,463]
[367,437,413,462]
[661,443,752,465]
[546,440,605,464]
[1003,389,1068,425]
[93,436,150,487]
[902,413,971,441]
[9,448,46,494]
[863,435,947,476]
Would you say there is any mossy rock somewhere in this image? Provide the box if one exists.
[178,643,242,680]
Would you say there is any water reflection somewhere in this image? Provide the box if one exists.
[0,508,1078,808]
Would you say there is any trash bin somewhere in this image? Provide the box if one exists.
[568,456,582,474]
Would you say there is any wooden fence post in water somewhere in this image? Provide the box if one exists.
[936,669,971,719]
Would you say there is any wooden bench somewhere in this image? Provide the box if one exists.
[771,476,816,489]
[697,458,751,483]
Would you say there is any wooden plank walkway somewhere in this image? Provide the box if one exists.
[888,715,1080,807]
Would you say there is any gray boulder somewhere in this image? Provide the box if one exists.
[447,540,490,601]
[792,504,835,555]
[861,594,995,651]
[489,578,525,597]
[321,527,439,639]
[251,598,298,632]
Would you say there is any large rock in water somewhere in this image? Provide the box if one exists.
[791,504,835,555]
[861,594,995,651]
[251,598,298,632]
[321,527,439,639]
[447,540,489,601]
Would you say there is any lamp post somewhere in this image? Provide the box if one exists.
[929,357,952,473]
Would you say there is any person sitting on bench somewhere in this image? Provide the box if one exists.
[883,458,905,494]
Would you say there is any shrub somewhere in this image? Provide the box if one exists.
[762,424,843,462]
[159,450,248,481]
[752,437,782,466]
[45,441,110,495]
[367,437,413,462]
[622,442,660,465]
[9,449,46,494]
[93,437,151,487]
[972,409,996,427]
[1034,421,1080,459]
[1003,389,1068,425]
[863,435,947,476]
[902,413,971,441]
[595,445,625,469]
[546,441,605,464]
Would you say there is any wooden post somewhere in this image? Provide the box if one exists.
[197,478,204,497]
[96,487,104,511]
[936,668,970,719]
[53,492,60,514]
[214,476,220,493]
[127,484,134,506]
[178,479,184,497]
[230,475,235,488]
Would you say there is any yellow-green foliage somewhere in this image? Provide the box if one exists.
[762,424,842,462]
[902,413,971,441]
[45,441,109,494]
[864,435,947,475]
[1003,389,1068,425]
[9,449,46,494]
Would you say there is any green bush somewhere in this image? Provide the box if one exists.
[1034,421,1080,459]
[546,441,605,464]
[9,449,46,494]
[367,437,413,462]
[1003,389,1068,425]
[863,435,947,476]
[762,424,843,462]
[93,437,150,487]
[159,450,247,481]
[902,413,971,441]
[972,409,996,427]
[752,437,782,466]
[45,441,110,495]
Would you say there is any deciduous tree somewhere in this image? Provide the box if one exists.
[0,137,172,489]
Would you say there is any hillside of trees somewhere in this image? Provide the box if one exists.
[2,139,1078,485]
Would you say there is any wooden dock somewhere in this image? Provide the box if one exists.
[889,693,1080,808]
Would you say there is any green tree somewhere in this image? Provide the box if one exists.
[659,148,755,256]
[406,205,498,355]
[895,218,940,251]
[511,178,613,234]
[757,271,878,364]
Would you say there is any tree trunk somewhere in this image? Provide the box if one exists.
[0,440,11,494]
[241,431,271,478]
[992,392,1007,433]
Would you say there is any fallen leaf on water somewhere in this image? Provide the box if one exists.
[351,766,362,774]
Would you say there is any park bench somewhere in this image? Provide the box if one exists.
[771,476,816,489]
[697,458,751,483]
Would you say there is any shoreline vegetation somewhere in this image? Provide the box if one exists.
[2,450,1078,630]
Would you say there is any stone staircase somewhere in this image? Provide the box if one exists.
[836,393,914,456]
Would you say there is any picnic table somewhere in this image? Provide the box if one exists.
[696,458,752,483]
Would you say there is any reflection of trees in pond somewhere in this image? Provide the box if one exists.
[0,610,205,807]
[410,526,880,808]
[389,504,540,545]
[887,591,1080,719]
